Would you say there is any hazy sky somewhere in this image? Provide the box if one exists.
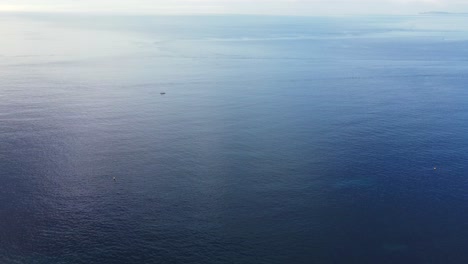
[0,0,467,15]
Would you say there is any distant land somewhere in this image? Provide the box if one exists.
[420,11,468,15]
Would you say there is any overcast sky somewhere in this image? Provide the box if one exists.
[0,0,466,15]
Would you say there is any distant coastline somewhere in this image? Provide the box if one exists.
[420,11,468,15]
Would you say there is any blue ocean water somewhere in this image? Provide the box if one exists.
[1,13,468,263]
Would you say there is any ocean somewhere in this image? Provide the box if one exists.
[1,13,468,263]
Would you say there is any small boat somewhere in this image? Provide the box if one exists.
[160,92,166,95]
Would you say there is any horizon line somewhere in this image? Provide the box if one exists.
[0,10,443,17]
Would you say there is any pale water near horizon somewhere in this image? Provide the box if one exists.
[2,13,468,263]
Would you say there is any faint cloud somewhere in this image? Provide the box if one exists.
[0,0,465,15]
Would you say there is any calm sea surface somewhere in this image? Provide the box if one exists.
[1,13,468,263]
